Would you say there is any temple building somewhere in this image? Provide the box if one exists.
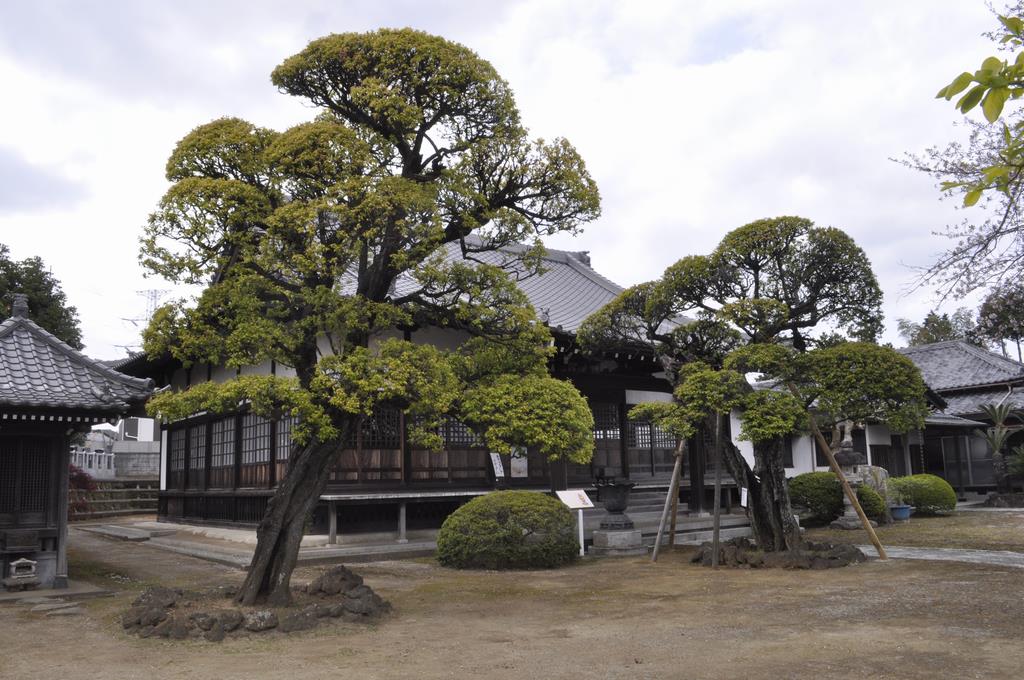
[0,294,152,591]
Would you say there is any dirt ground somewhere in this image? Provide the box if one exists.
[2,518,1023,680]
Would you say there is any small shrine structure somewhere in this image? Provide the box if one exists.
[0,294,152,590]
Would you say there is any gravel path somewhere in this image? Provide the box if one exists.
[860,544,1024,569]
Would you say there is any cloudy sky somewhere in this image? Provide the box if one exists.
[0,0,1003,358]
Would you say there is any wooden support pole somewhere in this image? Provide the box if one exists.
[785,382,886,560]
[810,420,887,560]
[711,413,724,569]
[651,438,685,562]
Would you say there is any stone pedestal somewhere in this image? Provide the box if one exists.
[589,529,647,556]
[830,479,877,531]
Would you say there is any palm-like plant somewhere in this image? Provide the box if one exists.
[976,403,1020,485]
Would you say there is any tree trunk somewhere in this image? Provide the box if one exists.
[236,437,342,607]
[719,437,801,552]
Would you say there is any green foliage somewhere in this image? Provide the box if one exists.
[461,375,594,464]
[857,485,887,521]
[1008,443,1024,476]
[789,472,844,523]
[792,343,930,435]
[628,402,694,439]
[435,491,579,569]
[896,308,984,348]
[0,244,83,349]
[889,474,957,514]
[737,390,804,443]
[140,27,600,464]
[789,472,887,524]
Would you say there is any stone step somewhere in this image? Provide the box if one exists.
[76,524,152,542]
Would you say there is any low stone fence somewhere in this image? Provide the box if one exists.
[70,481,159,521]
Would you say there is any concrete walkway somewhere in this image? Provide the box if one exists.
[859,544,1024,569]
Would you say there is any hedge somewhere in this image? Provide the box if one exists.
[889,474,957,514]
[436,491,579,569]
[788,471,888,524]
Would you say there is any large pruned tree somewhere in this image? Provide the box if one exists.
[896,308,985,348]
[0,244,83,349]
[578,216,890,553]
[141,29,600,605]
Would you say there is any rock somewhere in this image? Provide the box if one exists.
[168,617,192,640]
[190,612,216,631]
[279,610,318,633]
[244,610,278,632]
[218,609,243,632]
[122,606,147,629]
[306,566,363,597]
[304,603,332,619]
[139,607,168,627]
[133,586,181,610]
[151,618,174,638]
[327,604,346,618]
[204,621,225,643]
[138,625,154,639]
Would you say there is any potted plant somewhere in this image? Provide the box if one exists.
[886,479,912,522]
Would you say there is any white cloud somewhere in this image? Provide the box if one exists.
[0,0,1004,356]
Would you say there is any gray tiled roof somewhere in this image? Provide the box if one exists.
[940,387,1024,419]
[350,236,629,334]
[0,314,153,413]
[899,341,1024,391]
[924,412,987,428]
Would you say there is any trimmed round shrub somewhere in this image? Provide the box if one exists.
[789,472,888,524]
[856,485,887,521]
[789,472,843,523]
[436,491,579,569]
[889,474,957,514]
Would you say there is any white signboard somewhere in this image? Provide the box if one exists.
[510,446,528,478]
[740,487,748,508]
[556,489,595,510]
[489,452,505,478]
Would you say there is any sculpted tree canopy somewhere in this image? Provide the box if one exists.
[0,244,83,349]
[141,29,600,605]
[578,216,894,553]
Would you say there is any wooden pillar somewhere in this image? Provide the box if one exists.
[54,435,71,588]
[401,412,411,488]
[618,401,629,479]
[688,430,706,514]
[397,502,408,544]
[328,500,337,545]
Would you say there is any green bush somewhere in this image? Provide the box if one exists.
[436,491,579,569]
[889,474,957,514]
[789,472,888,523]
[789,472,843,523]
[856,485,887,521]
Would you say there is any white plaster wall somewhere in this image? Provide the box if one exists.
[159,428,167,491]
[791,433,816,475]
[210,364,235,383]
[729,409,756,469]
[240,359,274,377]
[625,390,673,404]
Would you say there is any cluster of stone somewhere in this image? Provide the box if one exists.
[984,492,1024,508]
[691,537,866,569]
[121,567,390,643]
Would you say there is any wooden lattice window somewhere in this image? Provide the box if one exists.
[276,415,294,462]
[241,414,272,464]
[168,429,187,472]
[349,407,401,449]
[189,425,206,471]
[211,417,236,468]
[0,438,16,514]
[20,440,49,513]
[441,417,483,448]
[591,403,621,440]
[628,421,651,449]
[651,423,675,449]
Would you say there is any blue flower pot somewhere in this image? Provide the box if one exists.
[890,504,912,521]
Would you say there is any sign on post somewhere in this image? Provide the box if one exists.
[556,489,594,557]
[489,452,505,479]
